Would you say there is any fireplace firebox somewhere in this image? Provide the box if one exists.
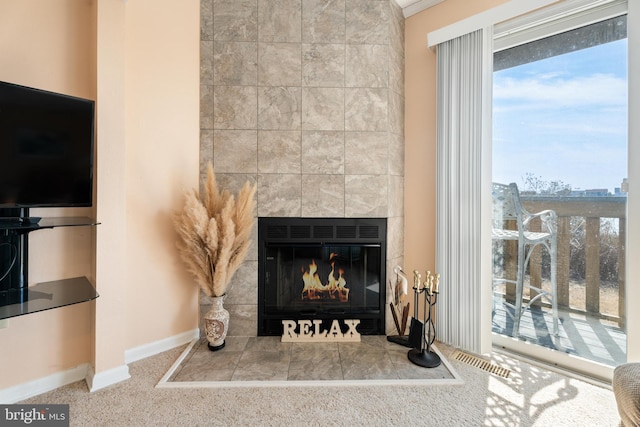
[258,217,386,336]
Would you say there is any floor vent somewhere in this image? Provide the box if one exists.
[451,350,511,378]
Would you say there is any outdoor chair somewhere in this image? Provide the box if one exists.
[492,182,559,337]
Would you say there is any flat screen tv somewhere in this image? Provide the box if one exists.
[0,80,95,209]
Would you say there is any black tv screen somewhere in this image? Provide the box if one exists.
[0,81,95,208]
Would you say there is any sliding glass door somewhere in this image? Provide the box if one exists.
[491,12,628,367]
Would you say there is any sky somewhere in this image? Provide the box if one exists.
[492,38,628,193]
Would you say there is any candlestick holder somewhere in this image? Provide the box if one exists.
[407,271,441,368]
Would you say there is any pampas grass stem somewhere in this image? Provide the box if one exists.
[174,162,256,297]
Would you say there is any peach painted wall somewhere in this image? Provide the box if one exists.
[403,0,508,275]
[123,0,200,350]
[92,0,200,376]
[93,0,128,376]
[0,0,200,389]
[0,0,97,388]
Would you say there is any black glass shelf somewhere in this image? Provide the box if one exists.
[0,216,100,232]
[0,216,100,319]
[0,277,99,320]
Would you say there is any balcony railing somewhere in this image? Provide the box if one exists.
[513,196,627,327]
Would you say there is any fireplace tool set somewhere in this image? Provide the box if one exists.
[407,270,441,368]
[386,266,410,347]
[386,266,441,368]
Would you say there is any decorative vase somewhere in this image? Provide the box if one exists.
[204,295,229,351]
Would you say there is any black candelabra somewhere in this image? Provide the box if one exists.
[407,270,441,368]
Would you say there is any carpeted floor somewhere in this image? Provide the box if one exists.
[19,342,621,426]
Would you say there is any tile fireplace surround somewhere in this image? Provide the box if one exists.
[199,0,406,338]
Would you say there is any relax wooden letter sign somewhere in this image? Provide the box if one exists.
[281,319,361,342]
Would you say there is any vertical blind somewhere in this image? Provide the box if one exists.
[435,29,486,354]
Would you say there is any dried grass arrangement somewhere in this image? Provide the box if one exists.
[173,162,256,297]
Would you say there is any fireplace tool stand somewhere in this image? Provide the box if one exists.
[407,270,441,368]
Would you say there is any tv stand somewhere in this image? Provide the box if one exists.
[0,212,99,320]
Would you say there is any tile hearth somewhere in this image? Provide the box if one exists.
[161,335,460,386]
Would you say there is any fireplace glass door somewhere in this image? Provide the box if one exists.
[264,243,382,315]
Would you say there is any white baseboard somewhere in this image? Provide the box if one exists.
[0,328,200,401]
[87,328,198,392]
[86,364,131,392]
[0,363,90,404]
[124,328,199,364]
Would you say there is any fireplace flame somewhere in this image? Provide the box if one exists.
[301,255,349,302]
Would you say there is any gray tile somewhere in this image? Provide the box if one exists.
[215,173,259,198]
[288,350,344,381]
[245,336,292,352]
[201,41,214,85]
[345,87,387,132]
[346,44,388,88]
[301,130,344,174]
[345,131,388,175]
[213,0,258,42]
[390,0,404,56]
[290,342,339,360]
[168,337,457,383]
[174,341,242,381]
[301,87,345,131]
[213,42,258,85]
[389,175,404,219]
[388,347,454,380]
[232,350,291,381]
[226,304,257,337]
[302,0,345,43]
[302,44,345,87]
[337,335,388,358]
[389,133,404,176]
[346,0,389,45]
[340,351,398,380]
[301,174,345,218]
[345,174,388,217]
[258,130,302,173]
[258,43,302,86]
[257,174,301,217]
[201,0,214,41]
[221,336,251,352]
[200,84,214,130]
[200,129,214,174]
[258,87,302,130]
[387,216,404,261]
[213,86,258,129]
[258,0,301,43]
[213,130,257,173]
[389,41,404,96]
[225,261,258,305]
[389,88,404,136]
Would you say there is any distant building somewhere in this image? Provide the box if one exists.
[567,188,623,197]
[614,187,628,197]
[585,189,610,197]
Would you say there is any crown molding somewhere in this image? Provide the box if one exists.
[401,0,446,18]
